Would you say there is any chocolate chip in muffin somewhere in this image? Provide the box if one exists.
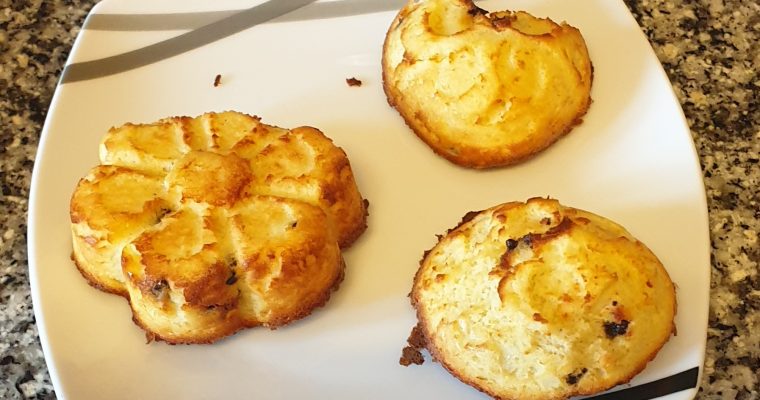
[604,320,630,338]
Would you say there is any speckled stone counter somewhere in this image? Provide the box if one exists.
[0,1,757,399]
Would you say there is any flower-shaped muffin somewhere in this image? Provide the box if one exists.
[70,111,368,344]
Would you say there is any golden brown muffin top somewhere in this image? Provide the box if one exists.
[412,198,676,399]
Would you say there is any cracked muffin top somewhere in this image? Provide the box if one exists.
[409,197,676,399]
[70,111,367,344]
[382,0,593,168]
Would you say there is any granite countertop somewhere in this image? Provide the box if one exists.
[0,0,757,399]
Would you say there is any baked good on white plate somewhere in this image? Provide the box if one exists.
[383,0,593,168]
[405,197,676,399]
[70,111,368,344]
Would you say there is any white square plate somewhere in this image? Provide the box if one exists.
[29,1,709,399]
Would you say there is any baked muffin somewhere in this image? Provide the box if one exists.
[382,0,593,168]
[70,111,368,344]
[408,198,676,399]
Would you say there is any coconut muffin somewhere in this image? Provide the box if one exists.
[382,0,593,168]
[70,111,367,344]
[409,198,676,399]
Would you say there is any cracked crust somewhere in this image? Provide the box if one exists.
[70,111,367,344]
[410,198,677,399]
[133,258,346,345]
[382,0,593,168]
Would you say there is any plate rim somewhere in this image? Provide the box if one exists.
[27,1,710,399]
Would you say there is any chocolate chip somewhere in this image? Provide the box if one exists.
[565,367,588,385]
[603,320,629,338]
[226,272,238,285]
